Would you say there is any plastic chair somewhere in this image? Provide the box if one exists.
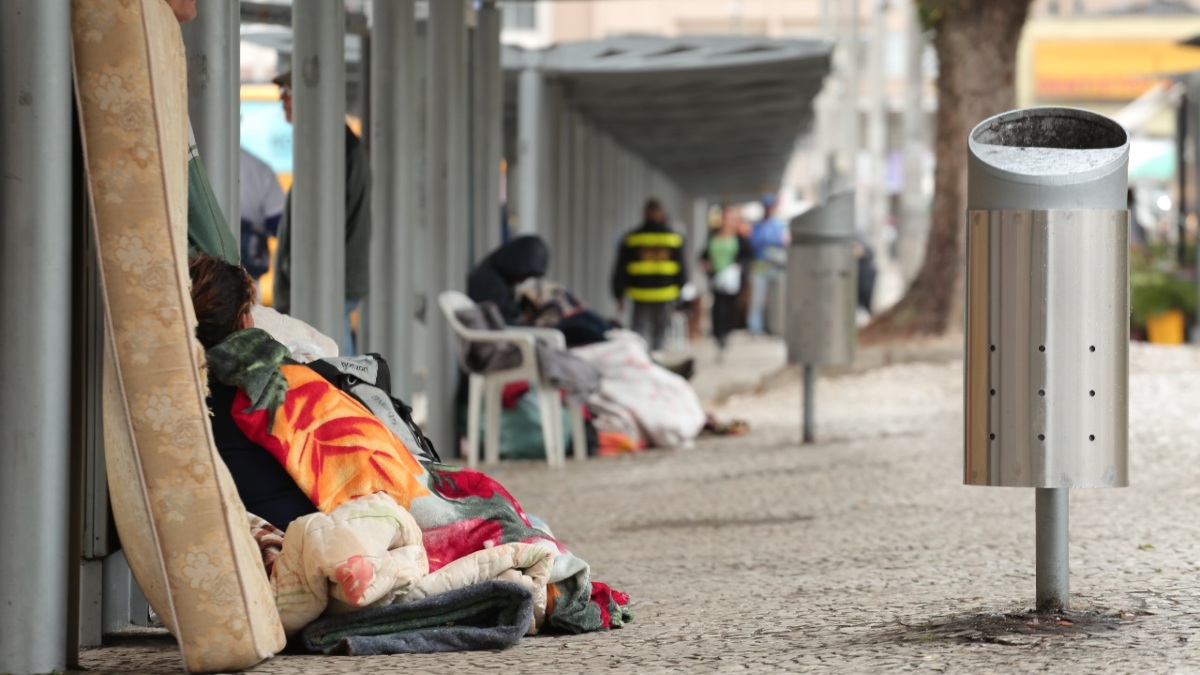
[438,291,587,468]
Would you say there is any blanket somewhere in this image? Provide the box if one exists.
[268,493,554,636]
[210,329,630,635]
[301,580,535,655]
[573,330,706,448]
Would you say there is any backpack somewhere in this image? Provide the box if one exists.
[304,353,441,463]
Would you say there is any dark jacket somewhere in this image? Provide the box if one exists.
[467,235,550,325]
[611,220,688,304]
[273,125,372,314]
[207,377,317,529]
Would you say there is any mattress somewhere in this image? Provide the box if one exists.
[71,0,286,670]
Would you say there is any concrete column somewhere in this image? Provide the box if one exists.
[181,2,240,232]
[471,0,503,263]
[518,65,546,235]
[291,0,346,345]
[898,0,927,282]
[569,112,587,294]
[552,89,572,278]
[425,0,469,454]
[0,2,72,673]
[366,0,417,394]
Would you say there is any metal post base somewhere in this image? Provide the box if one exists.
[1035,487,1069,613]
[803,363,816,444]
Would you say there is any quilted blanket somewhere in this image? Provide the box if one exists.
[213,329,630,635]
[268,493,554,636]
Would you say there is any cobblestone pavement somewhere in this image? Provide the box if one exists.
[76,341,1200,674]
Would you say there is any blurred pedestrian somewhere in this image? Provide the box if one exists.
[239,147,285,281]
[611,198,688,351]
[747,194,790,335]
[270,70,372,355]
[701,205,752,359]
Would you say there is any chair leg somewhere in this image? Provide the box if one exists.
[466,374,483,468]
[570,403,587,461]
[537,385,563,467]
[484,380,502,465]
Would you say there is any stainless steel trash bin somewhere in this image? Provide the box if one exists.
[964,107,1130,489]
[786,189,857,367]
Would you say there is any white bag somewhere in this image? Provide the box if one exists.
[713,264,742,294]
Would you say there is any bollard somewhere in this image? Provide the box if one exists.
[964,107,1129,613]
[786,189,857,443]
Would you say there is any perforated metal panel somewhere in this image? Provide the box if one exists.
[964,209,1128,487]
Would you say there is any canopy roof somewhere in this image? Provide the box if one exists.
[504,35,833,200]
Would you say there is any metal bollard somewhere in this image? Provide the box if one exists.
[786,189,857,443]
[964,107,1129,613]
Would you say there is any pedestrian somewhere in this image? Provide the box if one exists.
[611,198,689,351]
[269,70,372,356]
[239,147,286,281]
[747,194,790,336]
[701,205,752,359]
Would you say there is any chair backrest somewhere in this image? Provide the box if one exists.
[438,290,476,337]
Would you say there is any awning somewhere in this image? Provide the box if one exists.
[503,35,833,200]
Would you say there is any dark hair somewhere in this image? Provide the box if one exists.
[644,198,664,220]
[188,254,254,350]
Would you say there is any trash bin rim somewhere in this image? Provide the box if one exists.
[968,106,1129,188]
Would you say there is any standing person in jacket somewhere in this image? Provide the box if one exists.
[270,70,372,355]
[747,194,791,336]
[611,198,688,351]
[239,147,286,282]
[701,205,752,359]
[467,235,550,325]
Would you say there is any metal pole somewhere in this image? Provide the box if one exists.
[292,0,346,345]
[518,65,545,235]
[0,2,72,673]
[181,2,240,233]
[1036,487,1070,612]
[367,0,416,393]
[803,363,816,443]
[867,0,887,276]
[471,0,503,263]
[1189,77,1200,343]
[425,0,469,456]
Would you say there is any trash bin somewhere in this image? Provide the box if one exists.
[786,189,856,367]
[964,107,1129,489]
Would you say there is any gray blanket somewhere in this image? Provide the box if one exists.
[454,302,601,405]
[300,580,535,655]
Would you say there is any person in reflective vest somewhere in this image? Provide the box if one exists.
[611,198,688,351]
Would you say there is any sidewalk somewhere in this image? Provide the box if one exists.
[77,340,1200,673]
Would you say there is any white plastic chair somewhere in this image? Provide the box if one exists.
[438,291,588,468]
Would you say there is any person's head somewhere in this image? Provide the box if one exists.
[272,71,293,124]
[488,235,549,284]
[720,204,741,235]
[644,198,666,224]
[761,193,778,216]
[189,254,256,350]
[165,0,198,23]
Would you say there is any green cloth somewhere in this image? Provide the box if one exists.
[187,131,240,264]
[706,234,740,274]
[206,328,292,426]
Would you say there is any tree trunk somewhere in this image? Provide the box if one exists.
[862,0,1033,342]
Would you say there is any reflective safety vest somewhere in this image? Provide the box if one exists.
[617,229,686,303]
